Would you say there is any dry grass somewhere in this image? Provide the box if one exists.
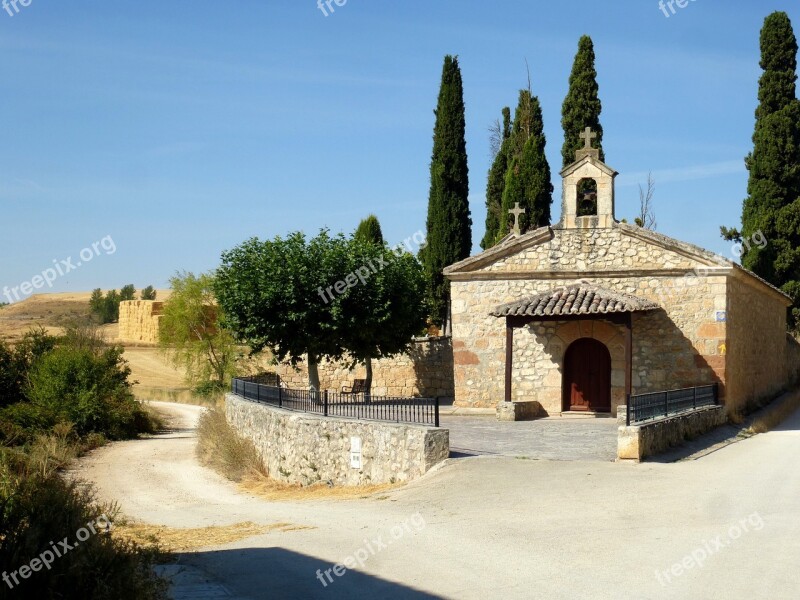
[240,477,399,501]
[114,521,308,552]
[747,390,800,434]
[196,408,268,482]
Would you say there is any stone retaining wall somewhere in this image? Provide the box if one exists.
[225,393,449,486]
[274,337,454,399]
[617,405,727,461]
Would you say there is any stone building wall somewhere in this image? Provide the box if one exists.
[118,300,163,344]
[451,273,728,413]
[226,393,449,486]
[484,227,699,273]
[273,337,454,399]
[725,276,789,414]
[786,335,800,385]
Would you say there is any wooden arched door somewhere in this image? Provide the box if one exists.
[562,338,611,412]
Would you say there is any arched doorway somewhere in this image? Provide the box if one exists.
[562,337,611,412]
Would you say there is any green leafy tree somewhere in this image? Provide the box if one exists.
[103,290,120,323]
[140,285,157,301]
[159,272,238,393]
[482,107,512,249]
[89,288,104,317]
[498,91,553,236]
[120,284,136,302]
[422,55,472,328]
[722,12,800,326]
[215,231,351,390]
[0,328,56,408]
[561,35,605,168]
[337,240,427,395]
[89,288,125,324]
[354,215,385,245]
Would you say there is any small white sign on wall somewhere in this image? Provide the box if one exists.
[350,436,362,469]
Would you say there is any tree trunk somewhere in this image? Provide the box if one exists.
[364,357,373,403]
[308,358,321,396]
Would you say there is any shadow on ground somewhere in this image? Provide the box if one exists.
[166,548,445,600]
[647,390,800,463]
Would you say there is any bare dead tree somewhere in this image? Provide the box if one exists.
[635,172,657,230]
[489,117,503,160]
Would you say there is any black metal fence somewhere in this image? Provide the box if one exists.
[231,377,440,427]
[627,383,720,426]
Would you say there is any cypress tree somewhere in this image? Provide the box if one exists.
[725,12,800,325]
[482,107,512,249]
[561,35,604,168]
[354,215,384,245]
[497,90,553,237]
[422,55,472,327]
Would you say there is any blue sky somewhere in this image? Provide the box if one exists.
[1,0,798,298]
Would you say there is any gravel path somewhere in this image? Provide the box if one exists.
[74,401,800,600]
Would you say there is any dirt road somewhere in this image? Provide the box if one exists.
[76,402,800,600]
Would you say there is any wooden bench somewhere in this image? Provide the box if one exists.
[342,379,367,395]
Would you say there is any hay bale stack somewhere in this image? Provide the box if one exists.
[118,300,164,344]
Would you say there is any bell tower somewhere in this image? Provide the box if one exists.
[560,127,618,229]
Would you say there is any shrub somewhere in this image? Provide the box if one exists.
[22,344,151,439]
[0,450,168,600]
[0,329,57,408]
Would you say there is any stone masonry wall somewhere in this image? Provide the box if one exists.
[787,335,800,385]
[225,393,449,486]
[118,300,163,344]
[273,337,454,399]
[617,405,727,461]
[450,227,731,411]
[452,274,727,413]
[725,276,789,414]
[484,228,698,273]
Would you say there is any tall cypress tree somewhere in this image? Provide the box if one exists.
[724,12,800,325]
[422,55,471,327]
[482,107,512,249]
[498,91,553,236]
[561,35,604,168]
[354,214,384,245]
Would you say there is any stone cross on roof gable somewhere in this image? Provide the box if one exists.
[508,202,525,237]
[579,126,597,150]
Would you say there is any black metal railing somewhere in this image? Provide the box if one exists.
[627,383,720,426]
[231,377,440,427]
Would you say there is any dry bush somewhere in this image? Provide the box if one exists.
[195,408,267,482]
[747,391,800,434]
[25,422,79,477]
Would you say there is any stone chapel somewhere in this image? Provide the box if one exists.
[444,129,797,416]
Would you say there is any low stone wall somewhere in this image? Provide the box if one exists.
[496,401,544,421]
[274,337,454,399]
[226,393,449,486]
[617,405,727,461]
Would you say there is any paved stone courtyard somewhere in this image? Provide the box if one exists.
[441,415,618,461]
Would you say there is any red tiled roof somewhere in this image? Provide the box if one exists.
[491,284,659,318]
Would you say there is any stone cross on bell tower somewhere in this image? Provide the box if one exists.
[579,126,596,149]
[559,126,618,229]
[575,126,601,161]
